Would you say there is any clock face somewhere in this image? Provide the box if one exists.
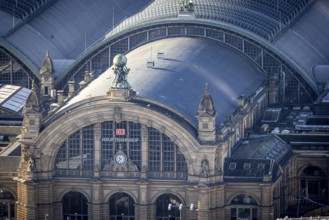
[115,153,126,165]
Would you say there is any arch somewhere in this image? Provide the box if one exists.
[0,189,16,220]
[297,164,327,177]
[0,186,17,201]
[59,22,317,101]
[108,192,135,219]
[56,188,90,203]
[104,190,137,204]
[229,193,259,220]
[299,165,327,204]
[151,191,185,205]
[62,191,89,220]
[301,166,326,177]
[230,194,258,205]
[155,193,183,220]
[228,193,260,206]
[38,101,198,175]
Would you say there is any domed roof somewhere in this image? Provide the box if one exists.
[59,37,266,125]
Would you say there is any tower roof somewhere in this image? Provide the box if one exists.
[39,51,54,75]
[198,83,216,117]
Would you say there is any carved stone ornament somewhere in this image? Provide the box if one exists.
[103,150,139,172]
[200,159,209,177]
[27,157,35,172]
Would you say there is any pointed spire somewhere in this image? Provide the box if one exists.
[40,51,54,75]
[198,83,216,116]
[197,83,217,143]
[25,80,40,110]
[204,83,209,96]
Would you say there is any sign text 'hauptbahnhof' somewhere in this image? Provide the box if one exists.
[101,137,140,142]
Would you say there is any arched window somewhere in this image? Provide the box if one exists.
[62,191,88,220]
[148,128,187,179]
[0,190,15,220]
[101,121,141,169]
[300,166,326,201]
[54,122,187,180]
[55,125,94,177]
[156,193,182,220]
[109,192,135,219]
[230,194,258,220]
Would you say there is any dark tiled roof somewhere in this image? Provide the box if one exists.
[224,158,271,178]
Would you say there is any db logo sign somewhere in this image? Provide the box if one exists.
[115,129,125,136]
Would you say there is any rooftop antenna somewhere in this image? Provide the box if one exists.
[84,32,87,52]
[112,7,115,29]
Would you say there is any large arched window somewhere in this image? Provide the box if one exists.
[62,191,88,220]
[148,128,187,179]
[0,189,15,220]
[230,194,258,220]
[109,192,135,219]
[54,121,187,180]
[300,166,326,201]
[101,121,141,169]
[156,193,182,220]
[55,125,94,177]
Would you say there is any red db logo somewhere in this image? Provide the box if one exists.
[115,129,125,136]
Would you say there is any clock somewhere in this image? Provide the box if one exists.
[115,153,127,165]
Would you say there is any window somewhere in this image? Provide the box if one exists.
[148,128,187,178]
[0,190,15,220]
[55,125,94,176]
[156,194,181,220]
[243,163,251,170]
[62,192,88,220]
[101,121,142,169]
[109,192,134,220]
[229,163,237,170]
[231,195,258,220]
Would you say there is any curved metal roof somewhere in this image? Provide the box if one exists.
[107,0,313,41]
[274,0,329,87]
[1,0,152,74]
[59,37,266,125]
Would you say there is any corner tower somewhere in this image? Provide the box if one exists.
[197,83,217,143]
[39,51,55,97]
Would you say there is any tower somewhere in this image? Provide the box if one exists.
[20,80,42,143]
[39,51,55,97]
[197,83,217,142]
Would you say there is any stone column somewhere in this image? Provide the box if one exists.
[16,180,37,220]
[94,123,102,178]
[196,184,210,220]
[91,181,103,220]
[141,125,148,178]
[136,180,150,220]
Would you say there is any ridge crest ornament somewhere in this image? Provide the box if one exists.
[111,54,131,89]
[107,54,136,100]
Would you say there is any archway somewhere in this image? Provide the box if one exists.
[156,193,182,220]
[230,194,258,220]
[0,190,15,220]
[109,192,135,220]
[62,191,88,220]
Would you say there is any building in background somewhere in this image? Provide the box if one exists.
[0,0,329,219]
